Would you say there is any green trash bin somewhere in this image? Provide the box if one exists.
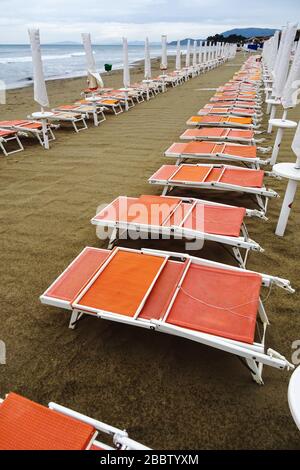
[104,64,113,72]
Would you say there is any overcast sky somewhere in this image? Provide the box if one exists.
[0,0,298,44]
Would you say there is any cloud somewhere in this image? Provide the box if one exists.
[0,0,298,43]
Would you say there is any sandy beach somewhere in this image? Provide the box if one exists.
[0,53,299,449]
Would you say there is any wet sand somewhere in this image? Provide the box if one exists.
[0,54,299,449]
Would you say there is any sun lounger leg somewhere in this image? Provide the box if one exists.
[255,194,267,212]
[35,132,44,147]
[245,358,264,385]
[69,310,83,329]
[0,141,8,156]
[108,228,119,249]
[232,246,246,267]
[162,185,170,196]
[48,126,56,141]
[41,119,50,149]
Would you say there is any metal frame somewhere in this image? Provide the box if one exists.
[0,130,24,156]
[40,247,294,385]
[48,112,88,133]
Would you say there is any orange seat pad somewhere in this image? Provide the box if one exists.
[170,165,211,182]
[0,393,95,450]
[166,263,261,343]
[44,247,110,304]
[189,116,252,125]
[77,250,166,317]
[139,260,188,320]
[181,204,246,236]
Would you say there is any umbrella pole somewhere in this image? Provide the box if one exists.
[267,104,277,133]
[275,178,298,236]
[41,107,49,150]
[270,126,284,165]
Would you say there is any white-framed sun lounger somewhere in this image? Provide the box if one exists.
[45,111,88,132]
[0,120,56,148]
[40,246,294,385]
[0,128,24,156]
[165,141,269,168]
[53,104,106,126]
[83,97,123,115]
[0,392,149,450]
[91,194,265,267]
[148,164,278,213]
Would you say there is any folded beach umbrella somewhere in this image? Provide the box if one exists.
[122,37,130,88]
[144,37,151,80]
[203,41,208,64]
[185,39,191,67]
[281,39,300,109]
[272,23,297,99]
[81,33,104,89]
[268,31,280,74]
[28,29,49,109]
[198,41,203,64]
[192,40,197,69]
[176,40,181,71]
[161,34,168,70]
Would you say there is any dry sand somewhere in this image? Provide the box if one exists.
[0,54,299,449]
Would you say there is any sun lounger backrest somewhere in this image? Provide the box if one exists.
[0,393,95,450]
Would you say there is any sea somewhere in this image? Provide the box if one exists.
[0,44,176,90]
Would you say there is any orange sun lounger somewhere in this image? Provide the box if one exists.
[0,128,24,156]
[30,111,88,133]
[52,103,106,126]
[186,115,256,129]
[0,120,56,147]
[0,392,149,450]
[197,105,261,119]
[40,246,294,384]
[213,91,260,100]
[78,98,123,115]
[164,141,269,168]
[180,128,258,144]
[91,194,264,266]
[148,164,278,212]
[209,99,259,109]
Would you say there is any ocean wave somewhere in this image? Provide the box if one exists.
[0,52,85,64]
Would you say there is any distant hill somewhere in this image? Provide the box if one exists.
[222,28,276,38]
[168,38,204,46]
[49,41,81,45]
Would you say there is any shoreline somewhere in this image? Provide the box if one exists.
[3,55,165,91]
